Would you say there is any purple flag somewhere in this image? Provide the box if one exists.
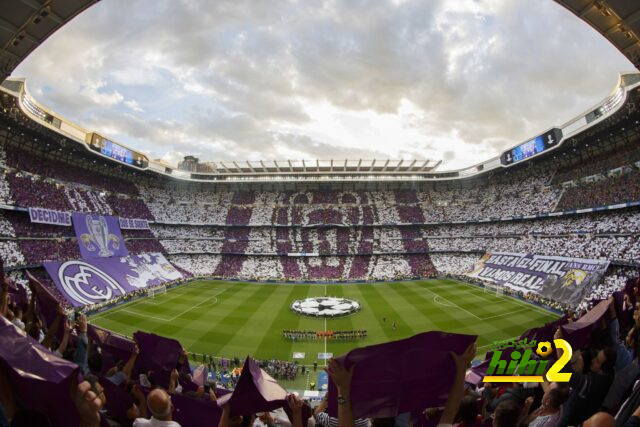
[0,316,80,426]
[133,331,185,389]
[43,253,182,307]
[283,399,314,426]
[73,212,128,259]
[327,331,477,419]
[88,324,137,373]
[466,359,491,386]
[172,392,223,427]
[519,315,568,346]
[8,284,28,309]
[561,299,611,348]
[100,374,134,423]
[5,270,28,310]
[192,365,208,386]
[216,356,289,415]
[25,270,65,338]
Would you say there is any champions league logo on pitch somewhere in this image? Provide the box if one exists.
[58,260,126,306]
[291,297,360,317]
[79,215,122,257]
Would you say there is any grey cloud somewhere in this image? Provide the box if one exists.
[12,0,635,169]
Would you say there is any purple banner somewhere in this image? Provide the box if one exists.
[88,324,137,373]
[216,356,289,415]
[28,207,71,226]
[43,253,183,307]
[0,316,81,426]
[134,331,187,389]
[327,331,477,419]
[467,252,609,307]
[119,217,150,230]
[73,212,128,258]
[560,299,611,348]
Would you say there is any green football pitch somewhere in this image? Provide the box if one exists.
[89,278,558,367]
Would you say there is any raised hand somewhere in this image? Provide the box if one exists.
[325,358,354,392]
[72,380,103,427]
[287,393,303,411]
[450,342,477,373]
[554,327,562,340]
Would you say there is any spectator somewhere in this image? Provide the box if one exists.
[133,388,180,427]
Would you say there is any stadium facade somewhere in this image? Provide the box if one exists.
[0,73,640,306]
[3,1,640,425]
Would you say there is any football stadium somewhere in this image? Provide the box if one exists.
[2,1,640,426]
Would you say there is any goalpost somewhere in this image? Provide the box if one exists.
[484,283,503,296]
[147,285,167,299]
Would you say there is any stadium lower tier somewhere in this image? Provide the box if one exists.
[159,254,437,281]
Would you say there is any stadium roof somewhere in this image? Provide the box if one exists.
[555,0,640,69]
[190,159,442,175]
[0,0,99,81]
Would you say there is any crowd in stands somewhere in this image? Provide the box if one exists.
[168,254,436,282]
[425,210,640,236]
[137,185,563,226]
[3,140,141,196]
[557,169,640,211]
[0,241,25,268]
[256,359,299,381]
[430,254,481,275]
[6,256,640,426]
[552,143,640,184]
[4,98,640,427]
[428,235,640,263]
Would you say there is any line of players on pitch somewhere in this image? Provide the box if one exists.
[283,329,368,341]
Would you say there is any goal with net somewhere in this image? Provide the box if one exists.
[147,285,167,299]
[484,283,504,296]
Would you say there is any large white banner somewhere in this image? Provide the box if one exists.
[467,252,609,307]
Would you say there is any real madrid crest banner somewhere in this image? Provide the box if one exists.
[42,253,183,307]
[72,213,128,259]
[466,252,610,308]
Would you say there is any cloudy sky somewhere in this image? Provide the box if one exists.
[13,0,635,170]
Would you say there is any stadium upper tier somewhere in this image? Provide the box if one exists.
[1,70,640,285]
[1,81,640,226]
[1,73,640,183]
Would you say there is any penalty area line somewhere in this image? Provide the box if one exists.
[167,288,225,321]
[120,309,172,322]
[481,307,531,320]
[422,286,482,320]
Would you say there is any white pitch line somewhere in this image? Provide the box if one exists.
[120,309,171,322]
[90,283,219,319]
[324,317,328,367]
[452,280,559,317]
[94,287,225,323]
[433,295,457,308]
[422,286,482,320]
[481,307,531,320]
[431,284,499,304]
[167,289,225,321]
[324,284,328,366]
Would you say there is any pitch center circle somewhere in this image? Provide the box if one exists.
[291,297,360,317]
